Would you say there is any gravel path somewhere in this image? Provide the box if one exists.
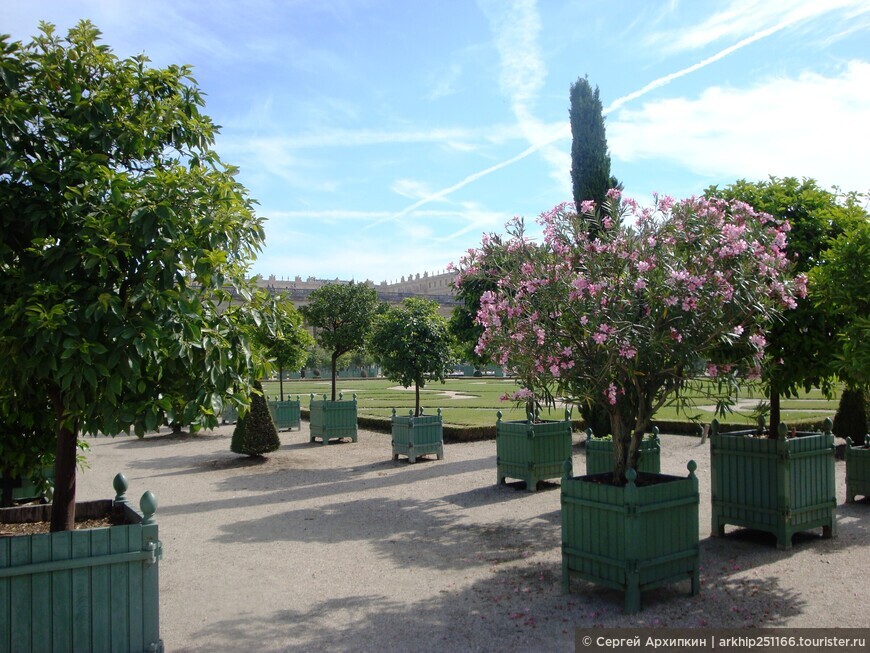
[75,424,869,652]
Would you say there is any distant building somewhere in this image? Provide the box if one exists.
[255,270,459,316]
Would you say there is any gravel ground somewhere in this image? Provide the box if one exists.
[75,423,869,652]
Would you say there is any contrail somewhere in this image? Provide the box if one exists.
[371,15,802,228]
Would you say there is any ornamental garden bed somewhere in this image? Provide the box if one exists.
[0,474,162,653]
[496,410,573,491]
[309,393,358,445]
[561,459,700,614]
[390,408,444,463]
[709,419,837,549]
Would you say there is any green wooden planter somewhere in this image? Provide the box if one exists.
[496,409,572,491]
[710,419,837,549]
[845,435,870,503]
[220,403,239,425]
[309,393,358,445]
[268,396,301,431]
[391,408,444,463]
[585,428,662,475]
[561,459,700,614]
[5,465,54,504]
[0,474,162,653]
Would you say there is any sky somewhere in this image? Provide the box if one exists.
[3,0,870,284]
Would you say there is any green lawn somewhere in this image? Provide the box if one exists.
[261,377,839,429]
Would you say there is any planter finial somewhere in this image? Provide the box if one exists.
[496,410,503,422]
[626,468,637,488]
[562,457,573,480]
[822,417,833,435]
[113,473,129,505]
[778,422,789,439]
[710,419,719,437]
[140,491,158,525]
[687,460,697,479]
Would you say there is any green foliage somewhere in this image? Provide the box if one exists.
[569,76,619,214]
[255,297,313,376]
[833,387,868,446]
[368,298,456,415]
[810,219,870,389]
[231,382,280,456]
[705,177,868,429]
[300,282,380,399]
[0,22,269,528]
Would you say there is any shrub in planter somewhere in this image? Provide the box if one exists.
[456,190,805,608]
[561,459,699,614]
[309,393,358,444]
[496,409,572,491]
[391,408,444,463]
[710,418,836,549]
[231,382,281,457]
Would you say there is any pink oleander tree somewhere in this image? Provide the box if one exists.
[454,190,807,483]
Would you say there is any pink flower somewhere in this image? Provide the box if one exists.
[605,188,621,201]
[580,200,595,214]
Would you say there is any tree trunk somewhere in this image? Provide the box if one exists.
[769,386,781,438]
[49,388,78,532]
[1,473,14,508]
[279,363,285,401]
[610,411,629,484]
[415,382,421,417]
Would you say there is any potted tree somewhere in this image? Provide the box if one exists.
[710,417,837,547]
[456,189,804,612]
[254,298,312,431]
[0,22,275,649]
[368,298,454,463]
[301,282,380,444]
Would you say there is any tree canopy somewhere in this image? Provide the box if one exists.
[254,297,313,400]
[705,177,867,431]
[0,22,270,530]
[369,298,455,416]
[300,282,380,401]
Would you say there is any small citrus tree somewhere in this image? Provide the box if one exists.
[255,298,313,400]
[369,298,455,416]
[301,282,381,401]
[455,191,805,482]
[0,23,269,530]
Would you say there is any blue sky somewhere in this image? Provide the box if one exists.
[3,0,869,284]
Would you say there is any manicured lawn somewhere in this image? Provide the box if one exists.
[261,377,839,429]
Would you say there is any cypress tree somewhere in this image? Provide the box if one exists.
[569,76,619,437]
[231,381,281,457]
[570,76,618,215]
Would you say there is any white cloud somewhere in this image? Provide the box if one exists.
[609,61,870,192]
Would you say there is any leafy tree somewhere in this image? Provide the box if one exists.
[255,297,313,400]
[811,219,870,443]
[705,177,867,434]
[369,298,455,416]
[230,381,280,457]
[300,282,380,401]
[0,390,56,507]
[0,22,269,530]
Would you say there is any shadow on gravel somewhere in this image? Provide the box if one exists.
[178,547,811,653]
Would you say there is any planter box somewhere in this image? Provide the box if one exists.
[0,474,162,653]
[561,460,700,614]
[220,403,239,425]
[710,419,837,549]
[585,429,661,475]
[309,393,358,445]
[496,410,572,491]
[845,436,870,503]
[391,408,444,463]
[4,465,54,504]
[268,397,301,431]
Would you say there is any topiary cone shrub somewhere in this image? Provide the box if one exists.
[833,387,868,447]
[231,381,281,457]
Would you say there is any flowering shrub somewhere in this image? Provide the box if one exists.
[454,192,806,481]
